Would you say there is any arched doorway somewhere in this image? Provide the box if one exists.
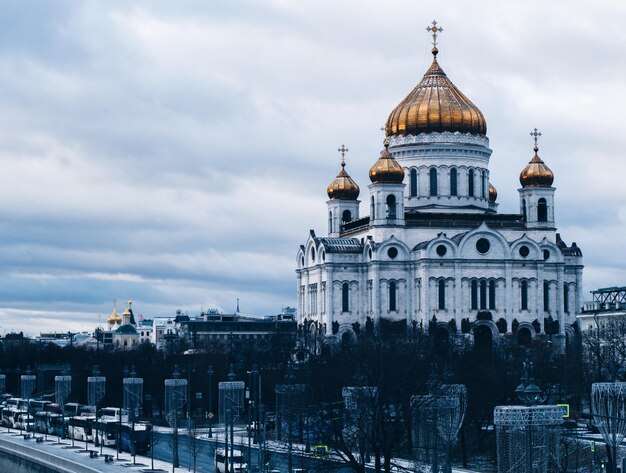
[517,327,532,346]
[474,324,493,359]
[433,326,451,358]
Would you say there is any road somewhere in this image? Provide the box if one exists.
[151,431,344,473]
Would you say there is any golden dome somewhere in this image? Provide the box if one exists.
[327,162,360,200]
[107,308,122,325]
[385,48,487,137]
[369,142,405,184]
[520,145,554,187]
[488,182,497,203]
[122,307,132,317]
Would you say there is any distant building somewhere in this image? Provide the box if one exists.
[94,304,296,351]
[179,309,297,349]
[577,286,626,331]
[103,299,139,349]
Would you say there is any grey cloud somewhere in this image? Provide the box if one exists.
[0,1,625,333]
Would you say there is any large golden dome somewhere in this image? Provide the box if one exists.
[327,162,360,200]
[520,145,554,187]
[385,49,487,137]
[369,142,405,184]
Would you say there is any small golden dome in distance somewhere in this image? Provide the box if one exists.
[520,145,554,187]
[122,307,132,317]
[369,143,405,184]
[327,161,360,200]
[107,308,122,325]
[488,182,497,202]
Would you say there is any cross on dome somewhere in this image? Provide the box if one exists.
[530,128,542,149]
[337,144,349,166]
[426,20,443,49]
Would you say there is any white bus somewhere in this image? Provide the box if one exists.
[68,416,94,441]
[94,419,118,446]
[215,448,247,473]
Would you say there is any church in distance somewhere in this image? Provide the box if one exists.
[296,25,584,344]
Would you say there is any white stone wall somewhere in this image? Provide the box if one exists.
[296,224,583,335]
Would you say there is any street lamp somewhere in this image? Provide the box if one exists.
[515,360,543,406]
[207,365,214,438]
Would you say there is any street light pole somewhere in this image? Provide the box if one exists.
[207,365,214,439]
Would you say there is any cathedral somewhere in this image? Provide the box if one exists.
[296,24,584,344]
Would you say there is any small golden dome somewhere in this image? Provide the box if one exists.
[385,49,487,137]
[122,307,132,317]
[107,308,122,325]
[327,162,360,200]
[488,182,497,203]
[369,142,405,184]
[520,145,554,187]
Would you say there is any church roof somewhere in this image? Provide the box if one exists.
[116,324,138,335]
[413,231,468,251]
[315,237,363,253]
[451,232,469,244]
[413,240,431,251]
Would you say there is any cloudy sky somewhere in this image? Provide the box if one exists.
[0,0,625,334]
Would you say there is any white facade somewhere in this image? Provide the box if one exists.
[296,53,583,341]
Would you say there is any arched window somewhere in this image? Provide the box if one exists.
[370,196,375,220]
[563,284,570,314]
[521,280,528,310]
[429,168,438,196]
[410,169,418,197]
[481,170,487,198]
[522,199,527,221]
[468,169,475,197]
[342,283,349,313]
[489,280,496,310]
[538,198,548,222]
[438,279,446,310]
[342,209,352,223]
[543,280,550,311]
[328,211,333,233]
[480,280,487,310]
[450,168,458,196]
[386,194,396,219]
[389,281,397,311]
[471,280,478,310]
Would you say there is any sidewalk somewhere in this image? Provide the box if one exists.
[0,430,174,472]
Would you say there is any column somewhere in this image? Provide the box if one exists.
[454,262,462,331]
[504,263,513,325]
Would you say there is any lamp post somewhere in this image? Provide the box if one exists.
[515,360,542,406]
[207,365,214,439]
[514,361,543,473]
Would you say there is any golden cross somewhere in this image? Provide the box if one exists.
[530,128,542,147]
[426,20,443,48]
[337,144,349,166]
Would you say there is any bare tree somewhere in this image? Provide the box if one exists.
[187,419,204,473]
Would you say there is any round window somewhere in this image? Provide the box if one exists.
[436,245,447,257]
[519,246,529,258]
[476,238,490,254]
[387,247,398,259]
[543,249,550,261]
[311,248,316,262]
